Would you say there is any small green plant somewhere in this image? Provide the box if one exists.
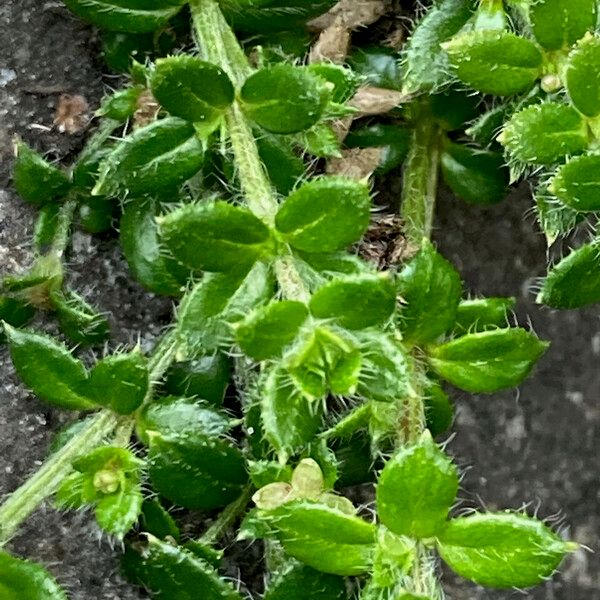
[1,0,595,597]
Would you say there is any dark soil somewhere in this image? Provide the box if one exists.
[1,2,598,599]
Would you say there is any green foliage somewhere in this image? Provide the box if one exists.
[151,55,234,123]
[0,552,67,600]
[538,241,600,308]
[500,103,589,165]
[240,64,331,134]
[376,432,458,539]
[275,177,372,252]
[160,201,274,272]
[529,0,597,50]
[259,501,377,576]
[56,446,143,538]
[4,325,94,410]
[440,142,508,205]
[437,512,575,588]
[443,31,543,96]
[2,1,584,599]
[63,0,186,33]
[13,140,71,206]
[429,328,549,393]
[122,534,242,599]
[396,240,462,345]
[93,117,204,196]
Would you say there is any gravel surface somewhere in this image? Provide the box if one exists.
[1,2,598,599]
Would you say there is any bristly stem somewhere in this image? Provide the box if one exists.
[190,0,310,300]
[0,410,119,545]
[200,483,254,545]
[399,101,444,599]
[0,320,182,544]
[400,101,441,246]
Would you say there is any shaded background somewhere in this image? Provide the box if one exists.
[1,2,598,598]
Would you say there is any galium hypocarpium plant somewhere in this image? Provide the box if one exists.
[0,0,590,597]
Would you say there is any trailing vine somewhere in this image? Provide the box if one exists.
[1,0,596,598]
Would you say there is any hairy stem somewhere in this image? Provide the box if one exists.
[400,102,441,246]
[0,410,119,545]
[49,197,77,259]
[0,322,181,542]
[190,0,309,300]
[200,483,254,545]
[399,105,444,598]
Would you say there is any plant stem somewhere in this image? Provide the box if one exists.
[190,0,310,301]
[0,410,119,545]
[399,104,444,599]
[49,197,77,259]
[400,102,441,247]
[200,483,254,545]
[0,323,182,543]
[321,402,371,441]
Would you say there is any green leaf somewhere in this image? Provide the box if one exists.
[566,35,600,117]
[93,117,204,196]
[249,460,293,489]
[96,486,143,538]
[50,289,110,346]
[163,353,231,407]
[4,325,94,410]
[97,86,143,121]
[56,446,144,537]
[78,195,118,234]
[85,350,149,415]
[236,300,309,361]
[549,153,600,212]
[437,512,576,588]
[219,0,336,34]
[537,241,600,308]
[454,297,515,333]
[441,142,508,205]
[0,297,35,342]
[535,184,582,246]
[120,198,188,297]
[443,30,543,96]
[178,264,274,354]
[310,275,396,330]
[264,563,348,600]
[0,552,67,600]
[140,498,181,541]
[529,0,597,50]
[261,367,324,460]
[136,396,231,446]
[147,430,247,510]
[357,333,414,403]
[160,201,273,272]
[349,46,403,91]
[264,501,377,576]
[301,124,342,159]
[151,55,234,124]
[376,432,458,538]
[63,0,186,33]
[429,328,549,393]
[397,240,462,345]
[240,64,331,134]
[306,63,358,103]
[344,124,411,175]
[257,134,306,195]
[13,140,71,206]
[424,380,454,437]
[276,177,371,253]
[500,103,589,165]
[402,0,476,93]
[285,327,362,398]
[429,88,480,132]
[122,534,242,600]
